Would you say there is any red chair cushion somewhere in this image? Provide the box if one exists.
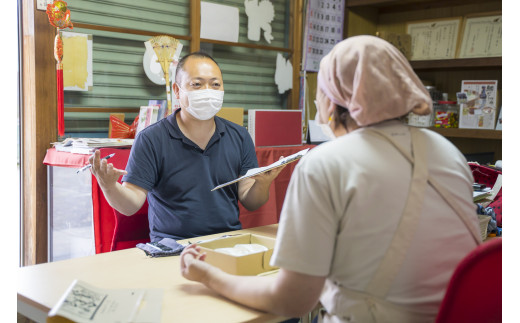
[435,238,502,323]
[110,200,150,251]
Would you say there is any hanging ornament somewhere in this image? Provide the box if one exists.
[146,36,182,117]
[46,1,73,137]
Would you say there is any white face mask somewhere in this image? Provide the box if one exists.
[314,100,336,140]
[179,87,224,120]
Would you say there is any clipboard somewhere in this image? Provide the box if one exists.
[211,148,310,191]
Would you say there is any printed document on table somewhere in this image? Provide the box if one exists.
[47,279,162,323]
[211,148,310,191]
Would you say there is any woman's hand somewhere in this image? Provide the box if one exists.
[180,244,209,283]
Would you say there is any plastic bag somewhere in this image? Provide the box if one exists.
[109,115,139,139]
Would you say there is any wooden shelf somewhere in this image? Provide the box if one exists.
[428,127,502,140]
[410,57,501,70]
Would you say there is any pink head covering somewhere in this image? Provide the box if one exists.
[317,35,432,127]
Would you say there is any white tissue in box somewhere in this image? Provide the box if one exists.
[215,244,268,256]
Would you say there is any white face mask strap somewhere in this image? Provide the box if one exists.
[176,84,187,109]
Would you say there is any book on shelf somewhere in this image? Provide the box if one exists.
[148,99,167,120]
[248,109,302,147]
[459,80,498,130]
[47,279,162,323]
[136,106,160,135]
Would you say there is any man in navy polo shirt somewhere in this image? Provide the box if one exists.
[89,52,283,242]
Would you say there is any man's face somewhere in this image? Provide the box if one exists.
[175,57,224,109]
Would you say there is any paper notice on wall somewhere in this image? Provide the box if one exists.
[62,32,93,91]
[406,18,461,60]
[459,15,502,58]
[200,2,239,42]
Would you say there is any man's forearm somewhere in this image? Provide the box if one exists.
[100,182,146,216]
[239,180,270,211]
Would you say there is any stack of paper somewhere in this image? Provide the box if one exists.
[52,138,134,154]
[473,190,493,203]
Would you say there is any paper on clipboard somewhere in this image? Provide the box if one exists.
[211,148,310,191]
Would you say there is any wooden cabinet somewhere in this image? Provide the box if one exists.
[343,0,502,163]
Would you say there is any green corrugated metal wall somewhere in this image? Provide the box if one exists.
[63,0,290,136]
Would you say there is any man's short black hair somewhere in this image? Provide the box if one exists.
[174,51,221,84]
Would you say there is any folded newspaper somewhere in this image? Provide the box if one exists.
[211,148,309,191]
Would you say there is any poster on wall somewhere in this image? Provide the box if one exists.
[62,32,93,91]
[302,0,345,72]
[459,80,498,130]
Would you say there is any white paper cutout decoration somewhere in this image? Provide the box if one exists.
[244,0,275,43]
[274,53,292,94]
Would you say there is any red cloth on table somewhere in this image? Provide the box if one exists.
[43,148,90,167]
[44,147,132,253]
[469,164,502,227]
[44,144,316,253]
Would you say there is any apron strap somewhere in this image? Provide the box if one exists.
[365,127,428,298]
[367,127,482,246]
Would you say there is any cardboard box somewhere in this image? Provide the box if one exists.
[217,107,244,126]
[197,234,278,276]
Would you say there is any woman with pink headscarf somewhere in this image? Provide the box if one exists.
[179,36,481,322]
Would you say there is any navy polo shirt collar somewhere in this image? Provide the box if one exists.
[166,109,226,147]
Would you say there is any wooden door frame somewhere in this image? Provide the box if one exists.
[21,0,57,265]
